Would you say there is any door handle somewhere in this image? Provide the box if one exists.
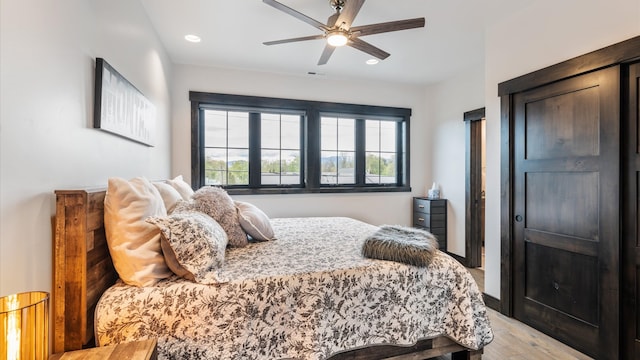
[515,215,523,222]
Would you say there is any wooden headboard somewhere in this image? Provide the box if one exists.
[53,188,117,353]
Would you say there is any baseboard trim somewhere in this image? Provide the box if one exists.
[483,293,500,311]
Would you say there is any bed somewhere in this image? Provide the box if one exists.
[53,187,492,359]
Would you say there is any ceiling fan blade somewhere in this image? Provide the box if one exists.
[335,0,365,29]
[263,0,328,32]
[348,38,390,60]
[318,44,336,65]
[350,17,425,37]
[326,12,339,27]
[264,34,325,46]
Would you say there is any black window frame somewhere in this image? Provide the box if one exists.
[190,91,411,195]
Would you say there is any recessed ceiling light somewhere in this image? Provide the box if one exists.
[184,34,201,43]
[366,59,379,65]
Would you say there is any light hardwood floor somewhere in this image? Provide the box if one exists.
[429,267,593,360]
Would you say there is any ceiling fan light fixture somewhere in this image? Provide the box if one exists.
[326,31,348,47]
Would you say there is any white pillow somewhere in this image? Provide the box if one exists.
[235,201,276,241]
[147,212,227,284]
[104,177,172,286]
[152,181,183,213]
[167,175,194,200]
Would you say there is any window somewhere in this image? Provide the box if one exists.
[260,113,302,186]
[204,110,249,185]
[201,108,303,187]
[320,116,355,185]
[365,119,397,184]
[190,92,411,194]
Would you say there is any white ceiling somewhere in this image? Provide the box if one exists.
[139,0,531,85]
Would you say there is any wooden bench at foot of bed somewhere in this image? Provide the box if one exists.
[53,187,483,359]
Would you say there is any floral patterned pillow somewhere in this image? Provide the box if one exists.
[147,212,228,284]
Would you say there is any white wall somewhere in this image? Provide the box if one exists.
[171,64,427,226]
[483,0,640,298]
[423,64,485,256]
[0,0,173,296]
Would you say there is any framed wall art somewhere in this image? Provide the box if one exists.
[94,57,156,146]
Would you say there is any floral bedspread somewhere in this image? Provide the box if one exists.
[95,217,493,360]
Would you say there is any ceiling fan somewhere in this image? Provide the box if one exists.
[262,0,425,65]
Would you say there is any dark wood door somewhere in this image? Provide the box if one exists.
[465,108,485,268]
[623,62,640,359]
[512,66,620,359]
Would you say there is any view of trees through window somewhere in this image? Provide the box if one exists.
[203,109,302,186]
[365,119,397,184]
[204,110,249,185]
[191,91,410,193]
[320,116,397,185]
[261,113,301,185]
[321,117,355,184]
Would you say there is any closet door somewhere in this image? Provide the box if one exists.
[512,66,620,359]
[623,62,640,359]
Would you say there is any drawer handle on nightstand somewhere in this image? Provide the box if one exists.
[418,217,424,222]
[418,205,424,208]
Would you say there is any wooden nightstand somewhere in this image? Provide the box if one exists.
[413,197,447,250]
[49,339,157,360]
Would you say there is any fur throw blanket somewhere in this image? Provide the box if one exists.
[362,225,439,267]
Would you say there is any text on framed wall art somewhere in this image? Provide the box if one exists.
[93,57,156,146]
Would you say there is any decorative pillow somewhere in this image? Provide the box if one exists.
[192,187,248,247]
[146,212,227,284]
[152,181,183,213]
[171,199,198,214]
[167,175,194,200]
[234,201,276,241]
[104,177,172,286]
[362,225,439,267]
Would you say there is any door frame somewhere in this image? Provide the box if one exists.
[498,35,640,317]
[464,108,485,268]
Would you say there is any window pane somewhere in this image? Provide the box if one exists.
[261,149,280,173]
[261,113,280,149]
[281,150,300,174]
[337,151,355,184]
[366,152,396,184]
[320,151,356,185]
[338,118,355,151]
[281,115,300,149]
[365,120,379,151]
[321,150,337,184]
[204,110,227,147]
[380,152,396,184]
[380,121,396,152]
[204,148,228,185]
[227,148,249,185]
[227,112,248,148]
[321,117,337,150]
